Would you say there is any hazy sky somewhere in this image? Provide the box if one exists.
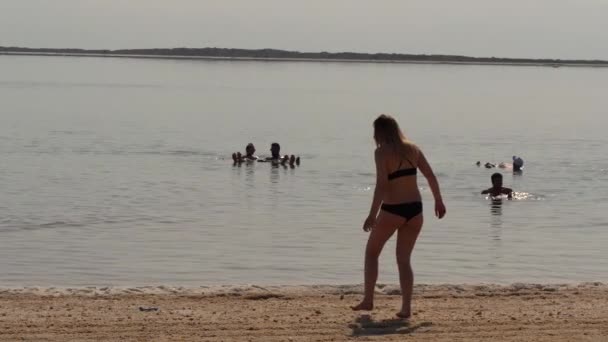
[2,0,607,59]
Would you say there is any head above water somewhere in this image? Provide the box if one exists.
[491,172,503,187]
[373,114,408,147]
[245,143,255,156]
[270,142,281,158]
[512,155,524,171]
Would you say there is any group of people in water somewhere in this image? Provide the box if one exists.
[477,155,524,172]
[231,142,300,167]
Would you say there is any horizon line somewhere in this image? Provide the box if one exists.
[2,46,608,67]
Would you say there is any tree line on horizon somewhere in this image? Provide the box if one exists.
[1,46,606,65]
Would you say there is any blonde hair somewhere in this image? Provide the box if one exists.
[373,114,418,164]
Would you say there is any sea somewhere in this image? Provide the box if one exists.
[1,55,607,286]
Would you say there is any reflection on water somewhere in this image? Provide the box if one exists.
[490,198,503,217]
[270,164,280,184]
[489,199,503,241]
[244,164,255,189]
[488,198,504,270]
[511,192,543,201]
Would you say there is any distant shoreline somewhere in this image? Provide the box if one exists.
[2,47,608,68]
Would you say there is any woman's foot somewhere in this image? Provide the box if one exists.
[351,300,373,311]
[396,311,411,319]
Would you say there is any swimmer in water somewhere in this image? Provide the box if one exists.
[259,142,300,166]
[232,143,258,164]
[512,156,524,172]
[484,162,496,169]
[496,156,524,172]
[481,173,513,199]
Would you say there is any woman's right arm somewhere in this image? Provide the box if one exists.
[417,150,446,219]
[362,148,388,231]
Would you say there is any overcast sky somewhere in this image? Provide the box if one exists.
[2,0,607,59]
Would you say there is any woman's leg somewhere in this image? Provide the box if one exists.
[395,214,423,318]
[352,211,404,311]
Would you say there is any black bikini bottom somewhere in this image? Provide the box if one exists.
[381,202,423,221]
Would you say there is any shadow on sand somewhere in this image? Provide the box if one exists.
[350,314,433,336]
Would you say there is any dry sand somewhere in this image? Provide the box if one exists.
[0,283,606,341]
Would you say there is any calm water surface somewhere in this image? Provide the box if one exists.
[1,55,607,286]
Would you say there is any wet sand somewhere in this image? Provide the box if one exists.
[0,283,606,341]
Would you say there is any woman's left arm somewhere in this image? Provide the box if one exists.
[418,150,446,219]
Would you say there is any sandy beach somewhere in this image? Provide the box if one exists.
[1,283,606,341]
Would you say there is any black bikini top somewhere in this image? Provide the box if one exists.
[387,159,417,180]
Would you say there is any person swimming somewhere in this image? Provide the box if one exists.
[478,157,523,172]
[232,143,258,164]
[258,142,300,166]
[512,155,524,172]
[481,173,513,199]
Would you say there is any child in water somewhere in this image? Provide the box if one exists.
[481,173,513,199]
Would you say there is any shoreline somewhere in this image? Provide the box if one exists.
[1,282,606,341]
[3,51,608,68]
[0,282,605,297]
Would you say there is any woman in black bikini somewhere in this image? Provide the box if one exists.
[352,114,446,318]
